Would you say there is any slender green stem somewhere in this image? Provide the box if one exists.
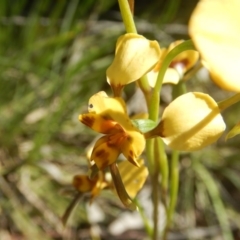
[151,138,169,240]
[133,198,153,237]
[138,74,152,108]
[193,160,234,240]
[151,172,159,240]
[218,92,240,111]
[163,78,185,239]
[163,150,179,240]
[182,61,203,81]
[155,137,169,206]
[149,40,196,120]
[145,138,156,239]
[151,138,162,240]
[146,139,155,176]
[172,81,187,100]
[118,0,137,33]
[61,192,82,226]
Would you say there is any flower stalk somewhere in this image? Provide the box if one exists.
[163,150,179,240]
[118,0,137,33]
[149,40,196,120]
[218,93,240,112]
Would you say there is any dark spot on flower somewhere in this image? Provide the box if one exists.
[170,59,189,69]
[127,136,131,142]
[129,150,134,157]
[93,149,112,169]
[95,149,105,157]
[95,149,109,159]
[81,115,95,127]
[73,175,82,186]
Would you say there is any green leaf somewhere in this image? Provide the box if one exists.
[225,122,240,140]
[132,119,158,133]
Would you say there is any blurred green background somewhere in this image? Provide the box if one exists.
[1,0,240,239]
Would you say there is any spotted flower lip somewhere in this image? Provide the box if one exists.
[79,91,145,170]
[189,0,240,92]
[106,33,161,89]
[71,159,148,209]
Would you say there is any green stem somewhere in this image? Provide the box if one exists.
[151,172,159,240]
[218,92,240,111]
[163,150,179,240]
[118,0,137,33]
[156,137,169,206]
[172,81,187,100]
[149,40,196,120]
[61,192,82,226]
[145,138,156,239]
[146,139,155,175]
[138,75,152,108]
[133,198,153,237]
[151,138,162,240]
[182,61,203,82]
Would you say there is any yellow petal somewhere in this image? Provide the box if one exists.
[88,91,108,113]
[88,91,127,116]
[159,92,226,151]
[118,159,148,198]
[147,67,180,87]
[79,112,118,134]
[72,175,97,192]
[91,136,120,169]
[225,122,240,140]
[107,33,161,86]
[147,40,198,87]
[168,40,199,73]
[88,92,145,136]
[189,0,240,92]
[120,130,145,167]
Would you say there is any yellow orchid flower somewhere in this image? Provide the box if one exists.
[189,0,240,92]
[145,92,226,151]
[147,40,199,87]
[62,172,109,225]
[70,159,148,209]
[118,159,148,199]
[79,91,145,169]
[72,173,108,200]
[106,33,161,95]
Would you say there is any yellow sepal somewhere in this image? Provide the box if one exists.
[107,33,161,87]
[159,92,226,151]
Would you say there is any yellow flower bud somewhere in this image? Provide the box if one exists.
[159,92,226,151]
[107,33,161,88]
